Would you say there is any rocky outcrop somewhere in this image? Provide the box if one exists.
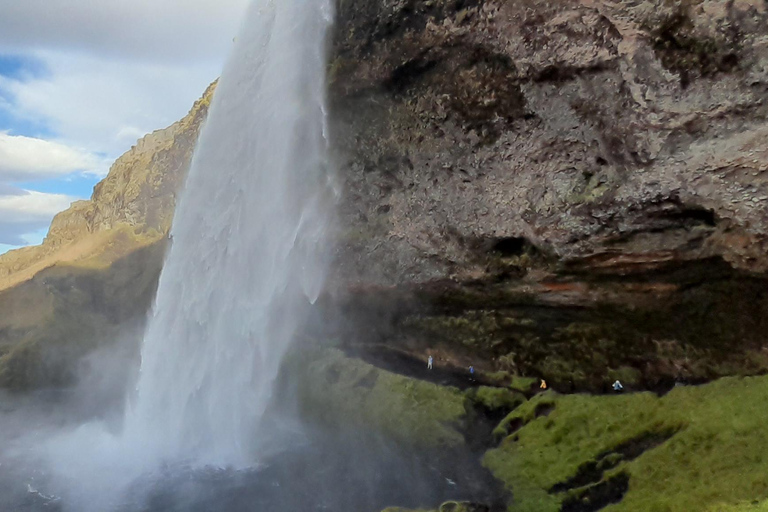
[50,80,216,242]
[330,0,768,283]
[0,82,216,290]
[326,0,768,391]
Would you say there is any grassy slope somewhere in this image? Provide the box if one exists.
[0,237,166,389]
[484,376,768,512]
[292,348,469,449]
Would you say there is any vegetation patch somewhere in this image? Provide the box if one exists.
[293,348,468,449]
[484,376,768,511]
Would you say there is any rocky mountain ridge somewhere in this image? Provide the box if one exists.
[0,81,216,291]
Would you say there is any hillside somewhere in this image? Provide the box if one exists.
[0,82,215,389]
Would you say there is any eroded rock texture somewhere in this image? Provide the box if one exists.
[327,0,768,390]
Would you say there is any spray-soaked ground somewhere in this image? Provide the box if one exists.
[0,390,502,512]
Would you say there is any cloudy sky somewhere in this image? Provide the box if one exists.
[0,0,250,254]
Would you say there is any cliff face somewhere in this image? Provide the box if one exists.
[51,81,216,241]
[1,0,767,394]
[330,0,768,282]
[327,0,768,391]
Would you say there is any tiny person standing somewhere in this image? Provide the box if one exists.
[428,355,434,370]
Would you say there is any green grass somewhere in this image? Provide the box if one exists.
[510,375,538,393]
[484,376,768,511]
[293,349,468,449]
[709,501,768,512]
[470,386,525,412]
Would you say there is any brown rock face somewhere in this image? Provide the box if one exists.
[49,81,216,242]
[330,0,768,283]
[327,0,768,390]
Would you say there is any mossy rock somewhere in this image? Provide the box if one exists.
[607,366,642,387]
[509,375,538,393]
[491,393,555,439]
[484,375,768,511]
[291,349,468,449]
[469,386,525,412]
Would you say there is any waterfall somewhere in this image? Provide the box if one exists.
[120,0,332,467]
[40,4,336,508]
[122,0,335,468]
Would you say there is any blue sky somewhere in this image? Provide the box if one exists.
[0,0,249,255]
[0,55,96,200]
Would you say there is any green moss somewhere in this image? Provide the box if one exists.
[491,393,555,439]
[484,376,768,511]
[470,386,525,411]
[710,501,768,512]
[293,349,468,449]
[510,375,537,393]
[483,370,510,384]
[405,311,505,351]
[607,366,643,386]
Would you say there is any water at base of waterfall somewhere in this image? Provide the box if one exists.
[0,392,496,512]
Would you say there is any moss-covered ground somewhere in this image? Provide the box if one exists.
[484,375,768,512]
[294,348,469,449]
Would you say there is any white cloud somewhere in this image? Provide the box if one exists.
[0,132,105,180]
[0,51,220,156]
[0,0,250,63]
[0,0,251,252]
[0,188,74,245]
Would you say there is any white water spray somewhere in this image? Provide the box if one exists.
[124,0,335,468]
[40,0,335,506]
